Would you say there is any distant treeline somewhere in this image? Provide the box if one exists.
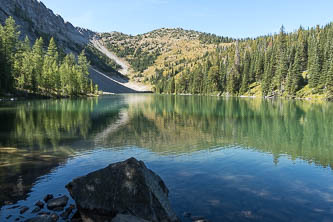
[154,24,333,98]
[198,32,235,44]
[0,17,98,97]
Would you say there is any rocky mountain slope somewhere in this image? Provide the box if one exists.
[0,0,150,93]
[0,0,93,53]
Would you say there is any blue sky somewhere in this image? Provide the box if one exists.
[41,0,333,38]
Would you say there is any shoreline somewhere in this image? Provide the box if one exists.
[0,91,100,102]
[159,92,333,102]
[1,91,331,102]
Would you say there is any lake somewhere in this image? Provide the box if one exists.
[1,94,333,222]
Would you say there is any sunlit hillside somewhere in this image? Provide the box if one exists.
[98,28,234,83]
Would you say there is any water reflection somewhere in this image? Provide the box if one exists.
[0,95,333,221]
[99,95,333,168]
[0,97,127,206]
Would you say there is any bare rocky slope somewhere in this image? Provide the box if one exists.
[92,38,130,76]
[0,0,148,93]
[0,0,93,52]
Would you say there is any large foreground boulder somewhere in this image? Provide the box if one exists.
[66,158,179,222]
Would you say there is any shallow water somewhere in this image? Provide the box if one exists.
[1,94,333,221]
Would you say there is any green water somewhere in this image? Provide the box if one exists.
[1,95,333,221]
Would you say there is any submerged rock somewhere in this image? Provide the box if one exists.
[111,214,150,222]
[66,157,179,222]
[47,195,68,210]
[24,215,54,222]
[43,194,54,203]
[20,206,29,214]
[31,206,42,213]
[60,204,75,219]
[50,213,59,221]
[52,206,64,212]
[35,201,45,209]
[191,216,205,221]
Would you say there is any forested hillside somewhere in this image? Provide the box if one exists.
[154,25,333,99]
[101,25,333,99]
[98,28,234,83]
[0,17,98,97]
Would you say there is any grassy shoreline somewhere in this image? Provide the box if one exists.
[0,89,100,101]
[158,92,333,102]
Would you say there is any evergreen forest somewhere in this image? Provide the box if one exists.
[0,17,97,97]
[153,25,333,99]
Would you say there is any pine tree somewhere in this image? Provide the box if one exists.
[227,67,238,94]
[192,66,204,94]
[77,50,90,93]
[15,36,34,90]
[168,77,175,93]
[275,25,289,93]
[285,65,292,94]
[59,54,76,95]
[0,17,20,91]
[308,37,321,88]
[327,56,333,95]
[283,42,305,96]
[254,51,264,81]
[297,27,308,71]
[47,37,58,58]
[0,32,4,90]
[219,61,227,92]
[207,65,220,93]
[94,84,99,95]
[240,51,251,94]
[90,79,94,94]
[290,50,304,95]
[31,38,44,92]
[176,71,189,93]
[43,37,59,92]
[262,47,274,96]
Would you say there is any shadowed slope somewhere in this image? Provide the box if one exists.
[89,68,138,93]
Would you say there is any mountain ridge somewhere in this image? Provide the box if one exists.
[0,0,95,52]
[97,27,234,84]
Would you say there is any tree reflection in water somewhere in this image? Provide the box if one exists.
[1,95,333,209]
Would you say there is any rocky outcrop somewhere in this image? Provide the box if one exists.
[66,157,179,222]
[46,195,68,210]
[0,0,95,52]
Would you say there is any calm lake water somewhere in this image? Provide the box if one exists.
[1,94,333,222]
